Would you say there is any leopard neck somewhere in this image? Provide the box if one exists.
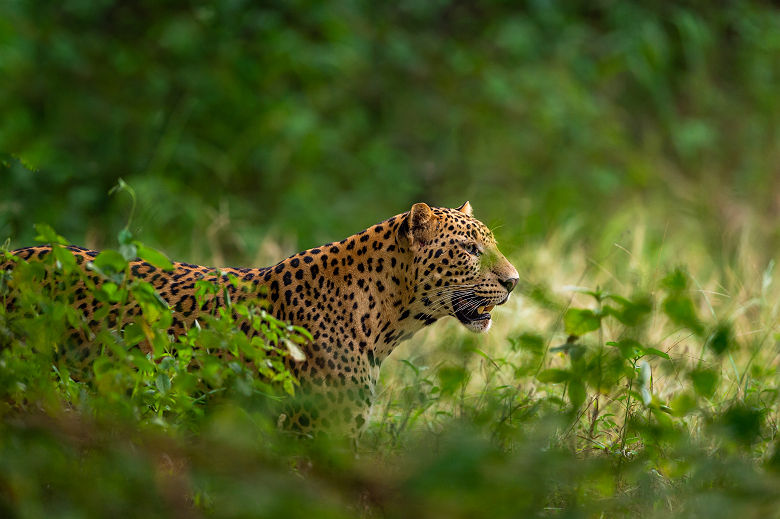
[253,214,431,370]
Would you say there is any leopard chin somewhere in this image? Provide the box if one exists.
[462,313,493,333]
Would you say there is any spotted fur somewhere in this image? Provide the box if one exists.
[3,202,518,434]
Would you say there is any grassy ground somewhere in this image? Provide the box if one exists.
[2,192,780,518]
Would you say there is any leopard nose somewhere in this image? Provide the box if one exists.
[500,277,518,293]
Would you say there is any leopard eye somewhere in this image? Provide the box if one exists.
[465,243,482,257]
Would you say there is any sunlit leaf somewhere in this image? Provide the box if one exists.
[670,392,698,417]
[136,243,174,271]
[642,347,670,360]
[641,387,652,406]
[283,338,306,362]
[638,361,651,385]
[123,322,146,347]
[33,223,68,245]
[92,249,128,275]
[564,308,601,335]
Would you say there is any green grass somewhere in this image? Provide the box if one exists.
[2,195,780,518]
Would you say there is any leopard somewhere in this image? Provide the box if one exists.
[2,202,518,435]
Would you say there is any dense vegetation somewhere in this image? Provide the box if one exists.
[2,1,780,517]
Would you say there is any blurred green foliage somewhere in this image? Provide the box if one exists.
[2,1,780,517]
[3,227,780,517]
[2,1,779,260]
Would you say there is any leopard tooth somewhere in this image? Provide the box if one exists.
[485,305,495,312]
[477,306,485,314]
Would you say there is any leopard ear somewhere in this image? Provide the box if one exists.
[456,201,473,217]
[410,202,434,230]
[398,202,436,250]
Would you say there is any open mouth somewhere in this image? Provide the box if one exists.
[451,290,507,327]
[454,302,496,324]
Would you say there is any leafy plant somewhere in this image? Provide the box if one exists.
[0,185,306,435]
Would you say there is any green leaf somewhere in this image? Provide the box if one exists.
[117,228,134,245]
[604,294,632,306]
[642,347,670,360]
[662,268,689,291]
[662,293,703,335]
[720,405,764,447]
[606,339,643,359]
[130,280,170,323]
[33,223,68,245]
[283,338,306,362]
[92,249,128,275]
[155,373,171,395]
[123,322,146,347]
[400,359,421,376]
[604,294,652,326]
[690,368,719,399]
[566,286,604,301]
[129,350,154,373]
[135,243,174,271]
[283,378,295,396]
[568,379,586,409]
[707,322,733,355]
[96,282,127,303]
[670,392,698,417]
[119,242,137,261]
[292,325,313,342]
[536,368,571,383]
[607,340,669,360]
[550,342,586,361]
[51,245,77,274]
[509,332,545,354]
[564,308,601,335]
[437,365,468,395]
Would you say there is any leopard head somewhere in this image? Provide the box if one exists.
[397,201,518,333]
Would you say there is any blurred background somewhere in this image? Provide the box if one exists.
[1,0,779,264]
[3,4,780,516]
